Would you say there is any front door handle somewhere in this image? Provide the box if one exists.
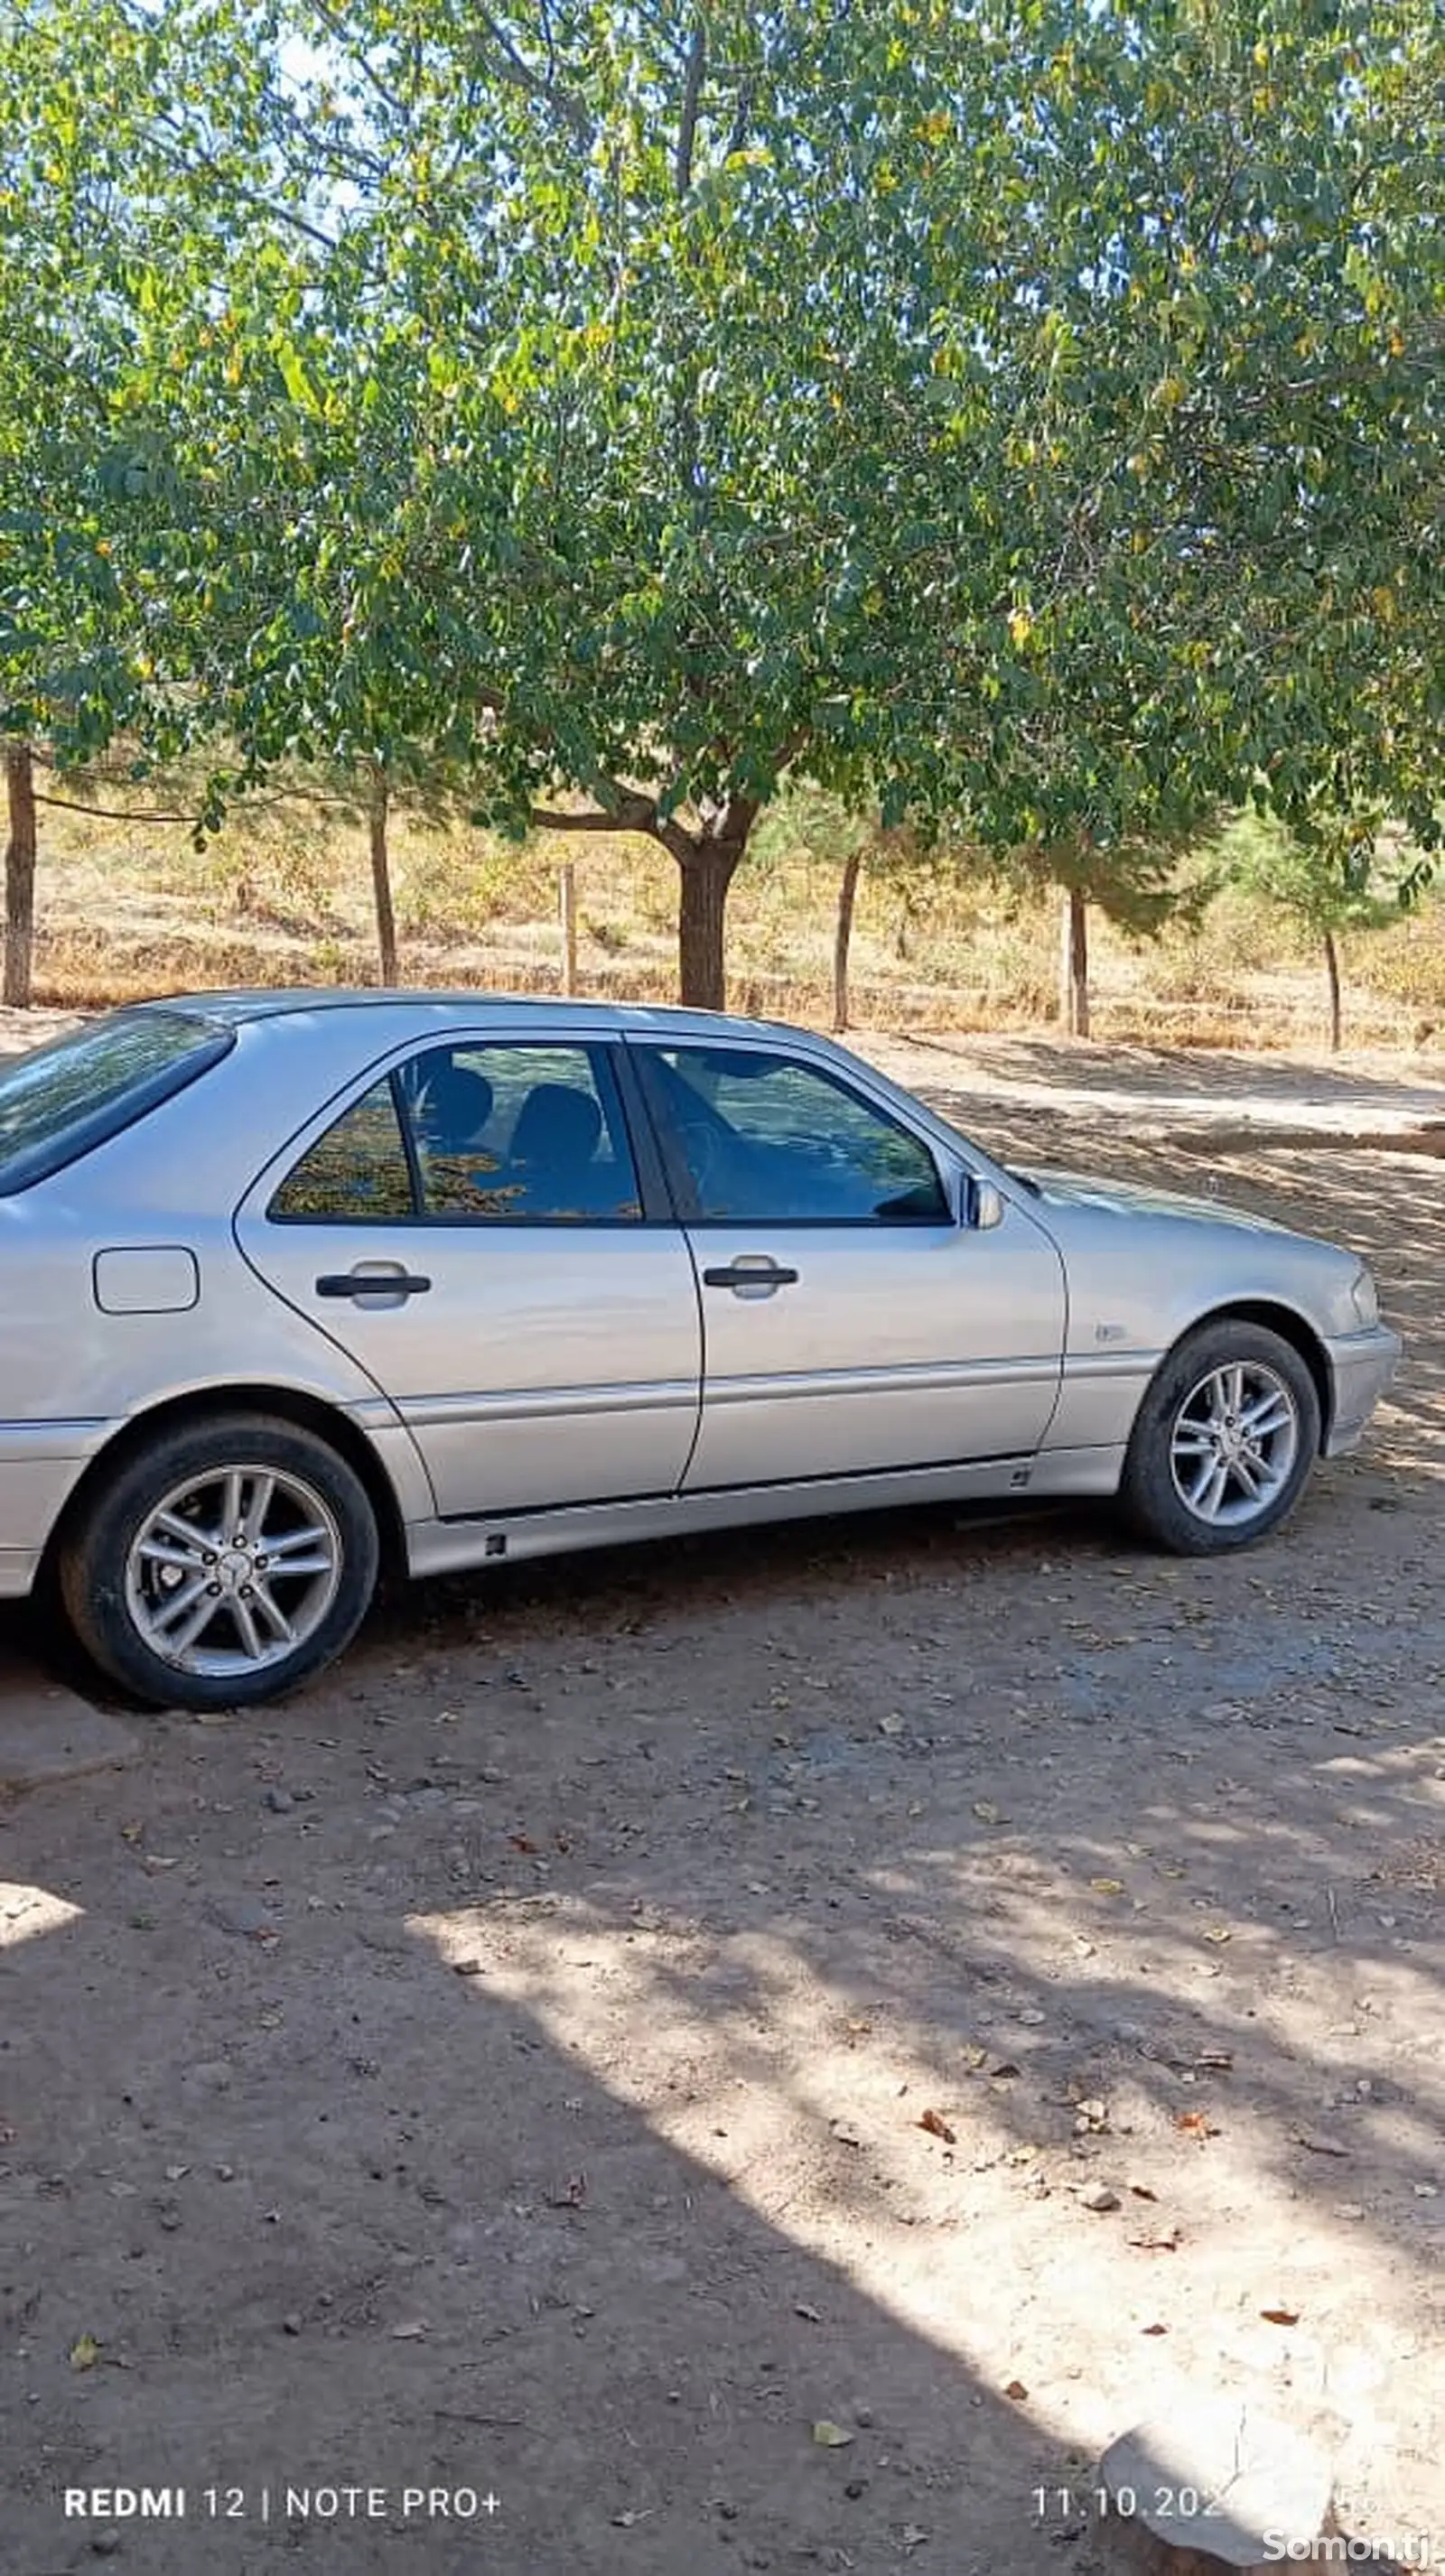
[315,1269,432,1301]
[702,1260,800,1297]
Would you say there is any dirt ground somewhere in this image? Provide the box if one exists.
[2,1028,1443,2576]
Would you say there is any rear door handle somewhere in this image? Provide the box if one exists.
[702,1261,799,1293]
[315,1270,432,1300]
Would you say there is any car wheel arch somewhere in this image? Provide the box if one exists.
[1148,1299,1332,1442]
[42,1382,410,1586]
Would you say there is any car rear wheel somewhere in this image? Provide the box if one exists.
[59,1413,380,1710]
[1119,1320,1320,1555]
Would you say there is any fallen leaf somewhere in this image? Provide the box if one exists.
[611,2507,655,2526]
[1175,2111,1219,2140]
[1261,2308,1300,2326]
[1129,2226,1183,2252]
[390,2320,428,2339]
[973,1800,1001,1825]
[1128,2183,1159,2201]
[1203,1926,1233,1944]
[830,2120,863,2149]
[70,2335,100,2371]
[989,2060,1021,2081]
[1090,1877,1125,1896]
[1142,2323,1169,2336]
[878,1715,905,1736]
[901,2527,930,2551]
[812,2420,855,2448]
[1294,2130,1350,2157]
[1002,2378,1029,2401]
[960,2044,987,2070]
[918,2108,956,2144]
[795,2302,821,2323]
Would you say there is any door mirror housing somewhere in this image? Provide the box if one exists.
[961,1174,1005,1231]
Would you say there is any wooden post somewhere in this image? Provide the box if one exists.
[833,848,862,1031]
[3,739,38,1009]
[559,861,578,995]
[1058,885,1090,1037]
[1323,927,1342,1054]
[367,763,398,987]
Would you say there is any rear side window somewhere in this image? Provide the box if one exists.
[269,1081,415,1221]
[0,1008,235,1197]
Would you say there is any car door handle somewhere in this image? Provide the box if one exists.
[702,1261,800,1291]
[315,1270,433,1300]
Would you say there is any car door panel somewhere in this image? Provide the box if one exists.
[629,1040,1066,1489]
[235,1042,702,1519]
[685,1216,1065,1485]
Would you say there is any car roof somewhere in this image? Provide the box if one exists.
[135,988,798,1044]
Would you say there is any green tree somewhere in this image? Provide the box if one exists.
[6,0,1443,1020]
[1225,804,1399,1054]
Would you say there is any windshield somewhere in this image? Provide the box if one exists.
[0,1008,235,1197]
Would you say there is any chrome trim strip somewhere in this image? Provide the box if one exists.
[400,1380,699,1431]
[0,1418,114,1459]
[1059,1348,1163,1380]
[702,1355,1063,1407]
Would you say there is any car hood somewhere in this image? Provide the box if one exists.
[1012,1167,1299,1237]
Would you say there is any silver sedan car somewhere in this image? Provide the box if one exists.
[0,991,1400,1710]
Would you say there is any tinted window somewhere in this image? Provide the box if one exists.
[269,1081,415,1221]
[406,1043,642,1222]
[642,1046,947,1223]
[0,1007,234,1197]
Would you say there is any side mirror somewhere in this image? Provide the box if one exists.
[965,1176,1004,1231]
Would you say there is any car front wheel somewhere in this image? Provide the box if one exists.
[59,1413,380,1710]
[1119,1320,1321,1555]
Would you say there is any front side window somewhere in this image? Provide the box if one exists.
[638,1046,948,1223]
[406,1042,643,1222]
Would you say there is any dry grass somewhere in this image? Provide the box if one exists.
[21,786,1445,1056]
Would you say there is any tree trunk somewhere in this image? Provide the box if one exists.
[367,764,397,986]
[559,862,578,995]
[1323,926,1342,1054]
[675,836,744,1010]
[4,739,38,1009]
[833,849,864,1032]
[1058,886,1090,1037]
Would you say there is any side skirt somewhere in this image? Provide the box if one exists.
[405,1446,1127,1582]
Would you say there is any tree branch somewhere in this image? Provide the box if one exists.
[473,8,592,146]
[676,22,707,195]
[303,0,409,120]
[529,788,660,837]
[33,791,197,823]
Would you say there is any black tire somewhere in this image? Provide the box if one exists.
[1119,1319,1320,1557]
[58,1411,380,1711]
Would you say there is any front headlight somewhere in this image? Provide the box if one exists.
[1349,1265,1380,1329]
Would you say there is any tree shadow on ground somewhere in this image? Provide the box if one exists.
[901,1035,1445,1119]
